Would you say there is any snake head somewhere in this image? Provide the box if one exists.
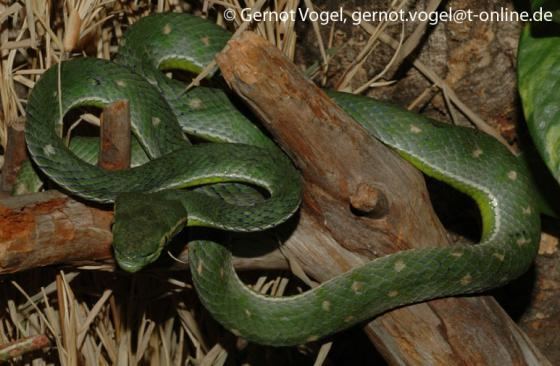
[112,192,188,273]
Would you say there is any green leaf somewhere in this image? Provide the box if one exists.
[518,25,560,181]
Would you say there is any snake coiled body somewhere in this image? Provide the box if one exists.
[24,13,541,346]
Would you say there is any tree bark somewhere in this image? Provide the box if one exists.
[0,190,114,271]
[215,31,550,366]
[98,100,131,171]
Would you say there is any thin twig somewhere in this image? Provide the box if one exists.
[0,334,51,362]
[386,0,443,77]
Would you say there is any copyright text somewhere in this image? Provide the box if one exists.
[222,7,555,26]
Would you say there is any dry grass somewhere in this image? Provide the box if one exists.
[0,0,510,364]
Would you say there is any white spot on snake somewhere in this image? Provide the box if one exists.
[387,290,399,298]
[472,147,483,158]
[522,206,532,215]
[460,274,472,286]
[230,329,241,336]
[450,251,463,257]
[188,98,204,110]
[197,261,203,275]
[306,335,319,342]
[245,309,251,317]
[351,281,364,295]
[152,117,161,127]
[517,237,530,246]
[410,125,422,134]
[116,80,126,87]
[394,260,406,272]
[322,301,331,312]
[163,24,172,34]
[507,170,518,181]
[493,253,505,261]
[43,144,55,157]
[344,315,355,323]
[201,36,210,46]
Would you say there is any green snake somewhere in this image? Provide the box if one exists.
[23,13,543,346]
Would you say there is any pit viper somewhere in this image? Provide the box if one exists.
[23,13,542,346]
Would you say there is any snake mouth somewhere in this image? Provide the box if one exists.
[115,258,144,273]
[113,244,164,273]
[114,250,151,273]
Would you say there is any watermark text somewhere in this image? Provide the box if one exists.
[222,7,554,26]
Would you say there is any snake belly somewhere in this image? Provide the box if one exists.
[24,13,541,346]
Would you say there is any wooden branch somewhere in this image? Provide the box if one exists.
[98,100,131,170]
[215,31,550,365]
[1,119,27,192]
[0,190,113,272]
[0,191,288,274]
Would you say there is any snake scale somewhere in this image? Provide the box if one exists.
[23,13,542,346]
